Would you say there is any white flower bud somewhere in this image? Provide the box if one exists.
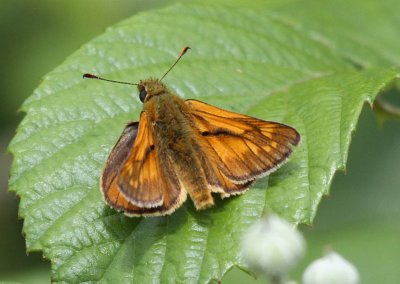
[303,251,360,284]
[241,214,306,277]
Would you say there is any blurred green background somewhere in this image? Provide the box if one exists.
[1,1,399,283]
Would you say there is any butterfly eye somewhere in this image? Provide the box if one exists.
[139,87,147,103]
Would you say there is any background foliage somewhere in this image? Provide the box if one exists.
[1,0,399,283]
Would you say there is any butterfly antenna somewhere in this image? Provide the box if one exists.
[160,46,190,81]
[82,73,139,86]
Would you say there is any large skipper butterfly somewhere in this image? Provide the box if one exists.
[83,47,300,216]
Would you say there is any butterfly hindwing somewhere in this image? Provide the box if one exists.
[101,122,138,206]
[191,135,256,196]
[186,99,300,187]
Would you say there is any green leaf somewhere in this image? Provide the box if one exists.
[8,3,400,283]
[271,0,400,67]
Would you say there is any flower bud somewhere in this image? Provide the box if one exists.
[241,214,305,277]
[303,251,360,284]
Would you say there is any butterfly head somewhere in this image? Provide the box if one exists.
[137,78,168,103]
[137,46,190,103]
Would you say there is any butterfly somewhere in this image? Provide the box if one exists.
[83,47,300,217]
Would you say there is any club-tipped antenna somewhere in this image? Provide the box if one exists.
[160,46,190,81]
[82,73,139,86]
[83,46,190,85]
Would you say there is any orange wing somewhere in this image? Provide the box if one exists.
[101,113,186,216]
[186,99,300,194]
[117,112,164,208]
[101,121,138,207]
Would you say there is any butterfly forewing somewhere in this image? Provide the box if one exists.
[117,112,187,212]
[190,138,256,196]
[186,99,300,185]
[117,112,165,208]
